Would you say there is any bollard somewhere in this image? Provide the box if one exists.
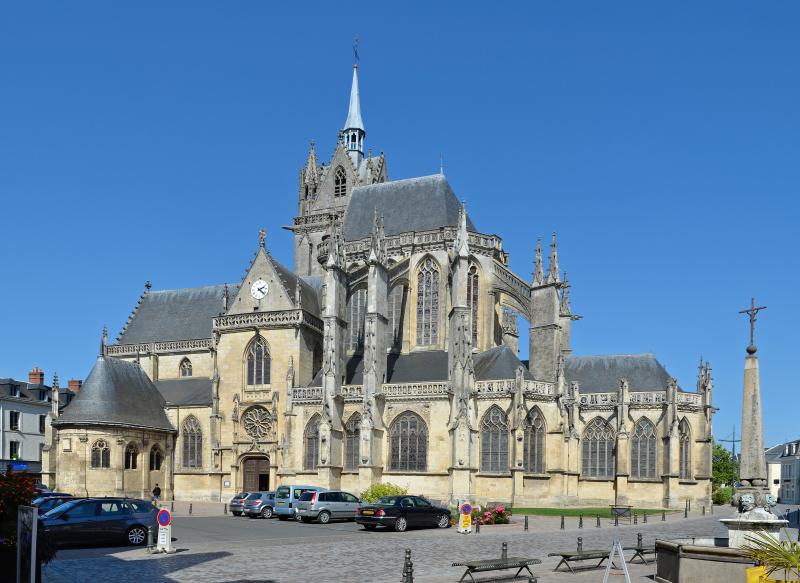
[189,503,193,516]
[684,505,688,519]
[577,537,583,552]
[560,515,565,530]
[688,499,691,512]
[614,514,619,527]
[402,548,414,583]
[662,510,666,522]
[702,506,706,516]
[524,515,529,531]
[170,501,174,513]
[711,504,714,515]
[502,542,508,560]
[147,525,156,549]
[596,514,601,528]
[643,512,648,524]
[634,513,638,525]
[476,520,480,534]
[578,515,583,529]
[224,503,228,515]
[637,533,643,549]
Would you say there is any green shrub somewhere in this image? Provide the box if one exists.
[712,486,734,505]
[360,482,408,502]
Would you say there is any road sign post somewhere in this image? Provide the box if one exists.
[154,508,175,553]
[458,502,473,534]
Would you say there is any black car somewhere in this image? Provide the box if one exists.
[32,495,76,514]
[356,495,451,532]
[41,498,158,547]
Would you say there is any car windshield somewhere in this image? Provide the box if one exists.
[276,486,290,499]
[299,492,315,501]
[236,492,248,499]
[43,499,79,518]
[375,496,401,506]
[246,493,262,500]
[129,501,154,513]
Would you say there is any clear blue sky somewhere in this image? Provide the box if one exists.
[1,2,797,446]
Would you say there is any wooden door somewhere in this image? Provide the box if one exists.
[243,457,269,492]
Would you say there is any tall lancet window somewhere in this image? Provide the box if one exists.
[346,288,367,352]
[523,407,546,473]
[631,418,657,479]
[179,358,192,377]
[679,418,692,479]
[480,406,510,473]
[389,411,428,471]
[467,265,479,346]
[344,413,361,471]
[182,416,203,468]
[246,336,271,386]
[304,415,321,470]
[387,284,407,351]
[416,258,440,346]
[582,417,615,479]
[334,166,346,197]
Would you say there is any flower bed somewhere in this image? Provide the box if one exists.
[472,505,511,525]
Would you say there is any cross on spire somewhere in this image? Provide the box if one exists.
[739,297,767,354]
[353,35,359,67]
[258,228,266,248]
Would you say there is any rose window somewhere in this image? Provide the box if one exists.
[242,406,272,440]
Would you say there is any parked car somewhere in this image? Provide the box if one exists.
[274,485,327,520]
[229,492,250,516]
[41,498,158,547]
[35,491,73,499]
[32,495,76,515]
[243,491,276,518]
[356,495,451,532]
[296,490,360,524]
[34,482,51,495]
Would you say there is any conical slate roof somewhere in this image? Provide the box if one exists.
[53,357,175,432]
[343,66,364,131]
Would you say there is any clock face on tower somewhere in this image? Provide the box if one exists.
[250,279,269,300]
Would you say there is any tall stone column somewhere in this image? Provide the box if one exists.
[614,379,630,505]
[278,357,298,481]
[739,351,767,489]
[529,235,562,383]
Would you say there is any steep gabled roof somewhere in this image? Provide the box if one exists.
[155,378,213,407]
[54,357,175,432]
[473,346,534,381]
[343,174,476,241]
[564,353,674,393]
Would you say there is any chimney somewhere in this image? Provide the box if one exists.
[68,379,82,394]
[29,367,45,385]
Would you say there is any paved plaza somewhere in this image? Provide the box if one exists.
[42,505,795,583]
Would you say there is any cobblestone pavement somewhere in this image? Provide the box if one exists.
[43,506,769,583]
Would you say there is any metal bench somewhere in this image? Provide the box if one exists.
[452,542,540,583]
[624,534,656,564]
[547,537,618,574]
[610,504,633,523]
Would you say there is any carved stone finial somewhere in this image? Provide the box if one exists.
[144,280,152,292]
[101,326,108,357]
[223,283,229,312]
[546,232,560,284]
[258,228,266,248]
[52,372,59,390]
[533,239,544,286]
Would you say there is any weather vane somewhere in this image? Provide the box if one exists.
[353,35,359,66]
[739,297,767,354]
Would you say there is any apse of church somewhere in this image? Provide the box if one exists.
[42,61,714,509]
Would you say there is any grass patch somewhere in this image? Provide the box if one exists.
[510,507,665,518]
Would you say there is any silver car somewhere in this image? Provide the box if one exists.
[296,490,361,524]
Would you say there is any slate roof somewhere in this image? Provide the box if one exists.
[766,443,785,463]
[155,378,213,407]
[53,357,175,432]
[0,378,51,402]
[117,284,237,345]
[266,254,320,315]
[564,354,674,393]
[473,346,534,381]
[343,174,477,241]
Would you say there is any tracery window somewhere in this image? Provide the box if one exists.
[344,413,361,471]
[182,415,203,468]
[679,418,692,479]
[523,407,546,473]
[312,344,323,378]
[467,265,479,345]
[334,166,346,197]
[480,406,509,473]
[389,411,428,472]
[242,406,272,440]
[304,415,320,470]
[246,336,271,386]
[346,288,367,352]
[149,445,163,471]
[124,443,138,470]
[179,358,192,377]
[630,418,657,479]
[91,439,110,469]
[415,258,440,346]
[387,284,407,351]
[581,418,615,479]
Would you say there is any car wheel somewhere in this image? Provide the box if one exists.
[437,514,450,528]
[232,511,241,516]
[393,517,408,532]
[126,526,147,546]
[363,524,377,531]
[261,507,273,519]
[318,511,331,524]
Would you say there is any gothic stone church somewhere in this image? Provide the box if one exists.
[43,64,715,509]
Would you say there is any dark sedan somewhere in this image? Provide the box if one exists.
[32,495,76,514]
[356,495,451,532]
[41,498,158,547]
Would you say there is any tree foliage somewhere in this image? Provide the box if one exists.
[712,443,739,488]
[360,482,408,502]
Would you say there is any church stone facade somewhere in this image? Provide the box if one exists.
[43,63,715,509]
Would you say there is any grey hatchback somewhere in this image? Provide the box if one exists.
[41,498,158,547]
[243,491,276,518]
[296,490,361,524]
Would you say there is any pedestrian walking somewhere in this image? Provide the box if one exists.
[152,483,162,503]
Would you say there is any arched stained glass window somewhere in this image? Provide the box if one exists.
[679,418,692,479]
[467,265,479,345]
[480,406,509,473]
[387,284,407,351]
[182,416,203,468]
[91,439,110,469]
[246,336,271,386]
[149,445,163,471]
[389,412,428,472]
[334,166,346,197]
[523,407,546,473]
[630,418,657,479]
[124,443,138,470]
[304,415,320,470]
[179,358,192,377]
[346,288,367,352]
[344,413,361,471]
[582,418,615,479]
[415,258,440,346]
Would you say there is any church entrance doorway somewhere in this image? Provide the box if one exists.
[243,456,270,491]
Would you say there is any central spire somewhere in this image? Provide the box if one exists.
[342,52,365,165]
